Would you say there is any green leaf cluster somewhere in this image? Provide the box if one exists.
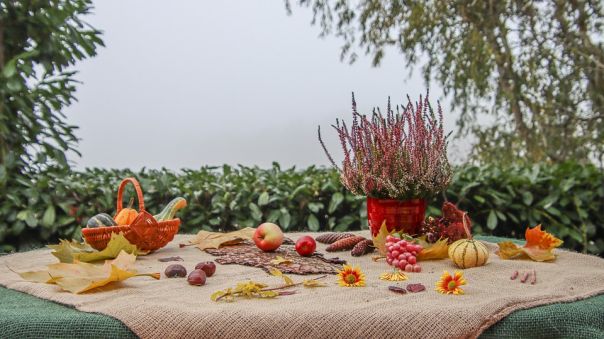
[1,162,603,257]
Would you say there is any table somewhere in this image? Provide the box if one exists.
[1,236,603,338]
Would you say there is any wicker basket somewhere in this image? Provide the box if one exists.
[81,177,180,252]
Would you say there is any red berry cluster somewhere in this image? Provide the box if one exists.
[385,236,423,273]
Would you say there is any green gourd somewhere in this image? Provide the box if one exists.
[86,213,117,228]
[154,197,187,221]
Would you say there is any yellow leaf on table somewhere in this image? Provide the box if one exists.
[302,279,327,288]
[268,267,294,286]
[417,238,449,260]
[47,239,95,263]
[496,241,526,260]
[48,233,147,263]
[78,233,148,262]
[270,256,293,266]
[184,227,256,251]
[18,251,159,294]
[373,221,393,256]
[497,225,563,262]
[19,270,54,283]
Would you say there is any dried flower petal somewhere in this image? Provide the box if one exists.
[269,268,294,286]
[379,271,408,281]
[270,256,293,266]
[303,279,327,288]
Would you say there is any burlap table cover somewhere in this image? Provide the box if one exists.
[1,232,603,339]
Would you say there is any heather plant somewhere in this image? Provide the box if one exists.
[319,92,452,200]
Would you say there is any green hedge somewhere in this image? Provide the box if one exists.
[1,162,603,256]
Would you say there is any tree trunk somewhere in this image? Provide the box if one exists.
[459,5,537,161]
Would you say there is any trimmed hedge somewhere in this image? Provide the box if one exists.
[1,162,603,256]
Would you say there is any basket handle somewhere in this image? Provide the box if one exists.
[116,177,146,213]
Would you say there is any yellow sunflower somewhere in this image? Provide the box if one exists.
[435,270,466,295]
[337,264,366,287]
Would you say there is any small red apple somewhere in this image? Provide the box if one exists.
[295,236,316,257]
[253,222,284,252]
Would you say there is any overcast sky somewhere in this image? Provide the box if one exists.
[65,1,465,170]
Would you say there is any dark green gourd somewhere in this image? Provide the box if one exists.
[86,213,117,228]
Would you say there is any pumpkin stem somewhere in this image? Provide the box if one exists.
[462,212,472,239]
[127,197,134,209]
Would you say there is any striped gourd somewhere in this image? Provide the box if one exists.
[448,239,489,268]
[86,213,117,228]
[153,197,187,221]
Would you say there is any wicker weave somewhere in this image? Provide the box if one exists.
[81,178,180,252]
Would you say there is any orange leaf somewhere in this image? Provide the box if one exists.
[497,225,563,262]
[525,224,563,250]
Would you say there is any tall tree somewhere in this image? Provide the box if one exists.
[0,0,103,173]
[287,0,604,165]
[0,1,103,250]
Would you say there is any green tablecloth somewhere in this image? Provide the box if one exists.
[2,286,603,338]
[1,236,603,339]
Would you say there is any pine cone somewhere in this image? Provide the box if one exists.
[351,239,374,256]
[326,236,366,252]
[315,233,354,244]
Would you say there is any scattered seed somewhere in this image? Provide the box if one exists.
[520,271,530,283]
[530,269,537,285]
[388,286,407,295]
[158,256,184,262]
[406,283,426,293]
[510,270,519,280]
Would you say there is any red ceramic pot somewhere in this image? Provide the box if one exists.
[367,197,427,237]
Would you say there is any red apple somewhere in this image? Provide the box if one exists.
[253,223,284,252]
[295,236,316,257]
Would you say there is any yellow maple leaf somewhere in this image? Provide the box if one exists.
[270,256,293,266]
[48,233,147,263]
[47,239,94,263]
[185,227,256,251]
[417,238,449,260]
[497,225,563,262]
[19,251,159,294]
[268,267,294,286]
[373,221,393,256]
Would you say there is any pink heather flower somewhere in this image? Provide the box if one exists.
[318,91,452,200]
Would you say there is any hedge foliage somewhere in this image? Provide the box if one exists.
[1,162,603,256]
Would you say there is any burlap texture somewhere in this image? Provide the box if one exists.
[1,232,603,339]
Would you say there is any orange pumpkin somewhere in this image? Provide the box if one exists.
[115,198,138,225]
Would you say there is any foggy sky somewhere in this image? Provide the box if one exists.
[65,1,464,170]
